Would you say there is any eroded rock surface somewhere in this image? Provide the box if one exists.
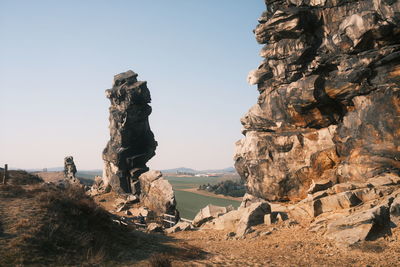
[64,156,77,180]
[139,170,179,217]
[235,0,400,201]
[63,156,80,185]
[102,70,157,194]
[193,204,234,227]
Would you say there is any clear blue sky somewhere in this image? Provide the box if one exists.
[0,0,264,170]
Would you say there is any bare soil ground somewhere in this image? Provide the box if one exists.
[155,222,400,267]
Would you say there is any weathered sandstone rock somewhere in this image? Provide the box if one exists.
[202,201,271,237]
[236,202,271,237]
[165,221,192,234]
[193,204,234,227]
[146,223,164,233]
[202,210,242,232]
[63,156,81,186]
[139,170,178,217]
[102,70,157,194]
[234,0,400,201]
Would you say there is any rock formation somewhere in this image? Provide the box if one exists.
[63,156,81,186]
[235,0,400,202]
[138,170,179,218]
[102,70,157,194]
[64,156,77,179]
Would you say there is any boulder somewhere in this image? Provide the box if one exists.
[236,202,271,237]
[193,204,234,227]
[202,210,242,232]
[239,193,267,209]
[165,221,192,234]
[325,200,391,246]
[139,170,178,217]
[264,212,288,225]
[146,223,164,233]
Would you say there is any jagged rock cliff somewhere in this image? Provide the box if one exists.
[103,70,157,194]
[235,0,400,201]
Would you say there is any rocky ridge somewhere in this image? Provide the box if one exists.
[215,0,400,246]
[235,0,400,202]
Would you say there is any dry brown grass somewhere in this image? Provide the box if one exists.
[0,172,138,266]
[148,253,172,267]
[7,170,43,185]
[0,171,205,266]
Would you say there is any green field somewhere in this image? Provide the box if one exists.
[165,175,241,219]
[174,190,240,220]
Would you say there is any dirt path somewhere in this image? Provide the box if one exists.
[155,223,400,266]
[176,188,242,202]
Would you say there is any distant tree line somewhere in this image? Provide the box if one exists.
[198,179,246,197]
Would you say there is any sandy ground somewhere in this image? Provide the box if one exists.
[89,190,400,266]
[151,222,400,267]
[177,187,242,202]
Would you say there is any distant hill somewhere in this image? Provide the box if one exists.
[22,166,235,177]
[161,166,236,174]
[199,167,236,174]
[161,167,197,174]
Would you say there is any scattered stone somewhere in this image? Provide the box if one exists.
[239,193,266,209]
[261,231,272,236]
[146,223,164,233]
[193,204,234,227]
[264,212,287,225]
[129,207,154,218]
[236,202,271,237]
[308,180,333,194]
[202,210,242,232]
[325,199,392,246]
[116,203,129,213]
[165,221,192,234]
[125,210,132,216]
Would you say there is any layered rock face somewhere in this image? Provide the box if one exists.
[103,70,157,194]
[235,0,400,201]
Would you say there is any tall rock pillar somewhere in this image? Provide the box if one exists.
[102,70,157,194]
